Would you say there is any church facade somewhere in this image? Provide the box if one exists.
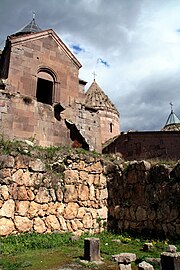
[0,18,120,152]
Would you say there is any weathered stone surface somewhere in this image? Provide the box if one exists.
[12,169,24,185]
[84,238,101,261]
[79,171,88,181]
[64,185,78,202]
[21,171,33,186]
[0,199,15,217]
[64,169,79,184]
[27,189,35,200]
[136,207,147,221]
[161,252,180,270]
[143,243,153,251]
[77,207,86,219]
[97,207,108,219]
[29,159,46,172]
[0,217,14,236]
[89,185,95,200]
[1,185,9,200]
[49,188,56,201]
[34,217,46,233]
[118,264,131,270]
[0,168,11,179]
[45,215,60,231]
[90,162,103,173]
[14,216,33,232]
[58,216,67,230]
[167,245,177,253]
[64,202,79,219]
[9,183,18,199]
[82,213,93,228]
[138,261,154,270]
[35,187,51,203]
[0,155,14,168]
[15,155,29,169]
[56,185,63,201]
[112,253,136,263]
[70,219,78,231]
[28,201,40,218]
[56,202,64,215]
[17,186,28,200]
[16,201,29,216]
[78,184,89,201]
[100,188,108,200]
[99,174,107,187]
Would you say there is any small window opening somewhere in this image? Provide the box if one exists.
[110,123,113,133]
[36,78,53,105]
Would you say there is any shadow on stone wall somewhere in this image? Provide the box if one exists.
[107,160,180,239]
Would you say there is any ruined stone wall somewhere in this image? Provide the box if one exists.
[0,154,108,236]
[1,153,179,238]
[0,91,71,147]
[108,160,180,239]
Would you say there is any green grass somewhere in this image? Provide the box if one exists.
[0,232,180,270]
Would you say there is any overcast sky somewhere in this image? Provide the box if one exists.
[1,0,180,131]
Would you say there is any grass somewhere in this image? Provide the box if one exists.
[0,232,180,270]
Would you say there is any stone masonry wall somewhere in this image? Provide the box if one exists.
[0,154,180,239]
[0,154,108,236]
[108,160,180,239]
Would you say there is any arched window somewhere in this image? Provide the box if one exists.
[36,68,57,105]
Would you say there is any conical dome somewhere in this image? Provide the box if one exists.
[162,103,180,131]
[12,17,42,36]
[85,80,119,115]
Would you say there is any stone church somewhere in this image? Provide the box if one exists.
[0,18,120,152]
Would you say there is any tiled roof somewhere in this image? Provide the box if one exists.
[12,18,42,36]
[85,80,119,114]
[162,106,180,131]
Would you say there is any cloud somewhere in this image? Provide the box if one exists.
[97,58,110,67]
[69,44,85,54]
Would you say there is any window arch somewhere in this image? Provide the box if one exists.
[36,67,57,105]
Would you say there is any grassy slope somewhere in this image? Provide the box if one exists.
[0,232,180,270]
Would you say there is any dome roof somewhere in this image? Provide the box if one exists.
[85,80,119,115]
[161,103,180,131]
[12,17,42,36]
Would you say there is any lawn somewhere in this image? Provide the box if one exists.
[0,232,179,270]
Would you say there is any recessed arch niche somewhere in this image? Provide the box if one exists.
[36,67,57,105]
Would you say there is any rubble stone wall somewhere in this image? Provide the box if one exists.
[0,154,180,239]
[0,154,108,236]
[108,160,180,239]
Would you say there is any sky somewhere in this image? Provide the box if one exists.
[1,0,180,131]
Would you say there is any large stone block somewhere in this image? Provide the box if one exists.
[84,238,101,261]
[112,253,136,264]
[14,216,33,232]
[63,202,79,219]
[0,155,14,169]
[0,199,15,218]
[138,261,154,270]
[161,252,180,270]
[0,217,14,236]
[64,185,78,202]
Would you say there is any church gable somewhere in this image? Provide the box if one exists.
[4,29,82,106]
[9,29,82,69]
